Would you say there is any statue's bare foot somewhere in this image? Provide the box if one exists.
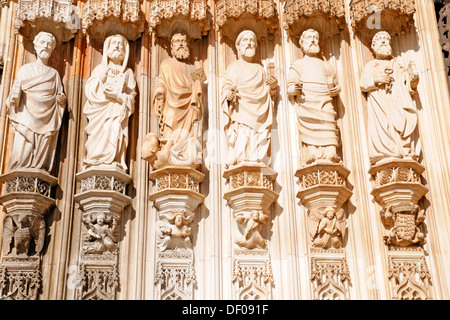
[306,155,317,164]
[328,153,341,163]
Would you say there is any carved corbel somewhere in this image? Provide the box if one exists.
[82,0,144,41]
[73,167,131,300]
[149,166,205,300]
[147,0,211,40]
[14,0,80,42]
[369,159,428,248]
[283,0,346,38]
[223,162,278,300]
[0,169,58,300]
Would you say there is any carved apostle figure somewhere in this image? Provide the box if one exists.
[222,30,278,166]
[287,29,341,165]
[360,31,420,165]
[149,30,203,169]
[6,31,66,173]
[83,34,136,171]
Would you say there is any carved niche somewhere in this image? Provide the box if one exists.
[14,0,80,42]
[82,0,144,40]
[349,0,416,35]
[215,0,277,40]
[148,0,210,39]
[283,0,345,38]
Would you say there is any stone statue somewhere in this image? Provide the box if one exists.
[82,212,119,254]
[360,31,420,165]
[2,213,45,257]
[6,31,66,173]
[308,207,345,249]
[287,29,341,165]
[148,30,204,169]
[222,29,278,166]
[83,34,136,172]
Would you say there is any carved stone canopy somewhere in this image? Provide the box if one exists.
[283,0,346,39]
[82,0,144,41]
[349,0,416,37]
[148,0,210,40]
[215,0,278,40]
[14,0,80,42]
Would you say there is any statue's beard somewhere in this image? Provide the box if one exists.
[173,47,190,60]
[304,44,320,55]
[107,49,125,62]
[37,48,51,60]
[374,45,392,58]
[240,47,256,59]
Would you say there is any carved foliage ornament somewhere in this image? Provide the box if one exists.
[215,0,277,33]
[310,257,350,300]
[232,259,273,300]
[283,0,345,30]
[349,0,415,25]
[0,266,41,300]
[148,0,209,34]
[14,0,80,41]
[388,256,432,300]
[154,261,196,300]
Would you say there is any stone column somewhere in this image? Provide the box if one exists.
[0,169,57,300]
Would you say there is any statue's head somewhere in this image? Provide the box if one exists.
[96,212,106,225]
[236,30,257,61]
[371,31,392,59]
[106,34,127,63]
[171,31,190,61]
[33,31,56,62]
[299,29,320,56]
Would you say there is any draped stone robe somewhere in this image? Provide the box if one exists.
[287,56,340,151]
[6,61,65,172]
[222,59,273,165]
[360,58,420,164]
[83,65,136,171]
[155,57,203,166]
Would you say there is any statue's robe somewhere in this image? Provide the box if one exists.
[6,61,65,172]
[222,59,273,165]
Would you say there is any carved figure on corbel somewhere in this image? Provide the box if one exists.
[81,212,120,255]
[156,209,195,252]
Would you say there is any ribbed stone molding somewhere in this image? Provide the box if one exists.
[224,162,278,300]
[149,166,204,300]
[0,169,58,300]
[73,167,131,300]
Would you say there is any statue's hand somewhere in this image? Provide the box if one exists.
[266,75,278,89]
[57,92,66,106]
[154,87,165,101]
[374,74,392,87]
[329,85,341,97]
